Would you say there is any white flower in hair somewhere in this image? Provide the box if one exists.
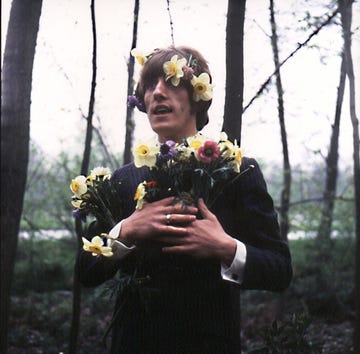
[191,73,213,102]
[163,55,187,86]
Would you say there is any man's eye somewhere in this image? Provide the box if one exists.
[145,81,157,91]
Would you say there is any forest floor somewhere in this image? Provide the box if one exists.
[7,237,356,353]
[7,290,355,354]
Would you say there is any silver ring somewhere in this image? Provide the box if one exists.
[166,213,172,225]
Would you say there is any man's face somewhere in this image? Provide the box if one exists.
[144,77,197,143]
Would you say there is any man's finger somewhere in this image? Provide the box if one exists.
[198,198,212,218]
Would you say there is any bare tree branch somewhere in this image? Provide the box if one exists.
[243,7,339,113]
[167,0,175,45]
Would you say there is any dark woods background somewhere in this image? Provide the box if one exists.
[1,0,359,353]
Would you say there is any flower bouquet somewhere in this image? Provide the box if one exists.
[70,133,252,257]
[70,166,126,257]
[133,132,252,210]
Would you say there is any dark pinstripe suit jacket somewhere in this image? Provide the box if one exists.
[77,157,292,354]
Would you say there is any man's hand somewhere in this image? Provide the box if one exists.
[161,198,237,266]
[119,197,198,244]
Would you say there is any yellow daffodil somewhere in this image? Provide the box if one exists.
[82,236,113,257]
[187,134,207,151]
[163,55,187,86]
[133,138,159,168]
[218,134,234,157]
[90,166,112,180]
[134,181,147,209]
[71,199,83,209]
[228,142,242,173]
[183,134,212,161]
[130,48,149,65]
[176,144,194,160]
[190,73,213,102]
[70,175,87,197]
[187,134,206,148]
[86,175,94,186]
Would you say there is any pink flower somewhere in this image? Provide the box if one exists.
[197,141,220,163]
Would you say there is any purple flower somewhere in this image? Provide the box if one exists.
[72,209,82,219]
[159,140,177,160]
[127,95,144,111]
[73,208,87,222]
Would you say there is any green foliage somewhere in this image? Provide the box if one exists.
[263,161,355,238]
[21,141,79,231]
[13,236,77,293]
[249,313,321,353]
[288,236,355,323]
[21,139,123,232]
[10,235,356,352]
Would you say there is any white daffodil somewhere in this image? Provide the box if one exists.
[218,132,233,157]
[130,48,149,65]
[190,73,213,102]
[178,134,209,161]
[133,138,159,168]
[163,55,187,86]
[176,144,194,160]
[218,132,228,142]
[71,199,83,209]
[90,166,112,180]
[186,133,207,152]
[70,175,87,197]
[82,236,113,257]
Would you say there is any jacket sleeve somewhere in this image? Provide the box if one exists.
[230,158,292,291]
[76,221,124,287]
[75,164,142,288]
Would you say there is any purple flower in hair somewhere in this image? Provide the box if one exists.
[127,95,144,111]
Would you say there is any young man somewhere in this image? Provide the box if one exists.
[77,45,292,353]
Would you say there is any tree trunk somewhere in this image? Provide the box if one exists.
[68,1,97,352]
[317,53,346,241]
[123,0,140,164]
[269,0,291,241]
[0,0,42,352]
[339,0,360,351]
[223,1,246,350]
[222,0,246,144]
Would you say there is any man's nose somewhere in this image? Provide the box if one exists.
[153,78,167,99]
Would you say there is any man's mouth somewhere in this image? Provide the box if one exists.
[153,105,172,115]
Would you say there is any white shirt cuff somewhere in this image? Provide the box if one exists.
[221,239,247,285]
[107,220,136,259]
